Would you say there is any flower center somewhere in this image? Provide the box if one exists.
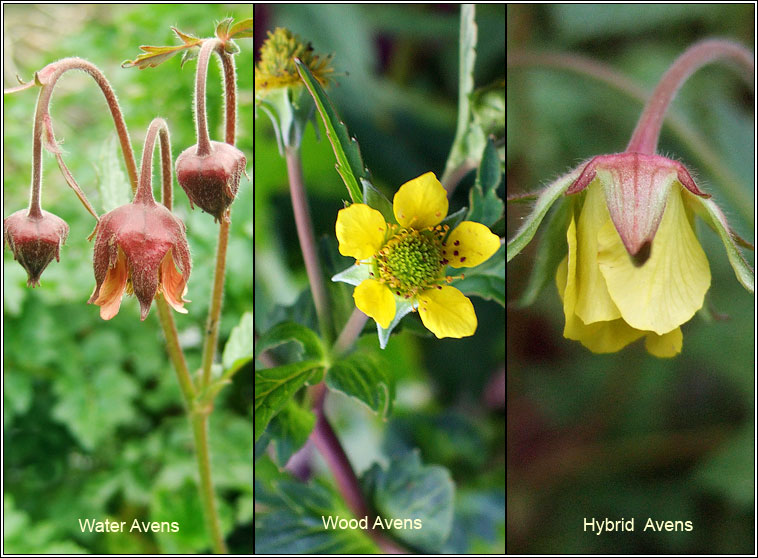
[375,227,446,297]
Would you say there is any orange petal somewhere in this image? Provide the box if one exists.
[160,250,189,314]
[94,248,129,320]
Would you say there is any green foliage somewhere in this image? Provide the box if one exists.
[451,244,505,306]
[3,4,252,554]
[362,451,455,552]
[295,58,370,204]
[467,139,504,227]
[255,473,380,554]
[326,351,395,417]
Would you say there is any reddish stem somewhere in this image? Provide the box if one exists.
[134,118,170,205]
[625,39,754,155]
[194,39,220,156]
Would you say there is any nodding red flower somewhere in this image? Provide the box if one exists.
[88,200,191,320]
[4,209,69,287]
[175,140,246,221]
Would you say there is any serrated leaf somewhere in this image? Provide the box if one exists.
[326,352,394,417]
[223,312,254,375]
[228,18,253,39]
[451,244,505,306]
[506,166,582,262]
[121,30,203,70]
[267,400,316,467]
[255,478,379,554]
[468,139,504,227]
[255,320,326,362]
[255,361,322,442]
[362,178,395,224]
[296,59,368,203]
[362,451,455,552]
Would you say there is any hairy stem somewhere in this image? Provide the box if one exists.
[194,39,220,156]
[30,58,138,213]
[156,297,196,403]
[285,146,332,344]
[333,308,368,356]
[134,118,169,205]
[508,50,755,225]
[191,412,228,554]
[626,39,754,155]
[200,216,230,388]
[218,48,237,146]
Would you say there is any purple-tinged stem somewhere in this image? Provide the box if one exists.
[135,118,170,205]
[626,39,754,155]
[194,39,220,156]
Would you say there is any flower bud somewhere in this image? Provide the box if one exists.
[88,200,191,320]
[4,209,69,287]
[175,140,246,221]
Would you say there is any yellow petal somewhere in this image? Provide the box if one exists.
[336,204,387,260]
[353,279,396,328]
[445,221,500,268]
[645,327,682,358]
[94,248,129,320]
[393,172,448,229]
[418,286,476,339]
[557,255,645,353]
[574,180,622,324]
[597,187,710,334]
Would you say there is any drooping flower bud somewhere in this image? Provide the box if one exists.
[88,200,191,320]
[175,140,246,221]
[4,209,69,287]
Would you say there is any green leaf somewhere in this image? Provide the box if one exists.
[451,244,505,306]
[223,311,253,374]
[255,320,326,362]
[227,17,253,39]
[215,17,234,41]
[362,178,395,224]
[440,206,468,234]
[121,27,202,69]
[362,451,455,552]
[326,352,394,417]
[506,166,581,262]
[690,196,754,293]
[295,59,368,204]
[94,135,130,212]
[255,361,322,442]
[268,400,316,467]
[51,364,138,451]
[467,139,504,227]
[516,197,571,307]
[255,478,379,554]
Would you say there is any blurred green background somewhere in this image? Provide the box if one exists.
[254,4,505,553]
[507,4,754,555]
[3,4,252,554]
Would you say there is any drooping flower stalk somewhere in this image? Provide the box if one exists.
[29,57,139,217]
[626,39,754,155]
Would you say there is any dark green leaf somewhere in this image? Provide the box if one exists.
[255,361,322,441]
[362,451,455,552]
[451,244,505,306]
[255,478,379,554]
[268,400,316,467]
[362,178,395,224]
[255,321,326,362]
[467,139,503,227]
[326,352,394,417]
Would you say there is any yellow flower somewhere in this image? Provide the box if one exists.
[254,27,333,97]
[556,177,710,357]
[335,172,500,339]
